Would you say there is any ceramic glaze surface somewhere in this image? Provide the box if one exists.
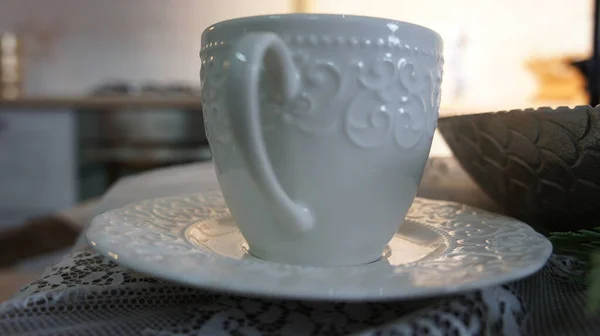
[200,14,444,266]
[86,192,552,301]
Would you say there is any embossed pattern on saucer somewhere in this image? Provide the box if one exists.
[86,191,552,301]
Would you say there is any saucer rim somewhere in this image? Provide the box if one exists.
[86,193,553,301]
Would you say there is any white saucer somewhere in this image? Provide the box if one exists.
[86,191,552,301]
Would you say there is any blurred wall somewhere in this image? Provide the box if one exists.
[0,0,591,106]
[0,0,291,95]
[316,0,592,111]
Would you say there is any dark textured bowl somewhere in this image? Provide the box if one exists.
[438,105,600,233]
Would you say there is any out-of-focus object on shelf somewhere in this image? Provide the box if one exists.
[293,0,315,12]
[524,1,600,107]
[0,17,63,100]
[570,0,600,106]
[86,82,205,147]
[526,56,587,104]
[0,32,24,99]
[77,82,209,195]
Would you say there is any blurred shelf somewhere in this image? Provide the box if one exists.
[80,147,212,164]
[1,98,577,113]
[0,96,202,109]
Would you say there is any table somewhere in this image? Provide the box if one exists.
[0,160,598,335]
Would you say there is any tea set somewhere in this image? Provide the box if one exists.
[86,14,552,301]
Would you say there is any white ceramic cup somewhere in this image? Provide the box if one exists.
[200,14,443,266]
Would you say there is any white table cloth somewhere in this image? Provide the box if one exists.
[0,161,597,335]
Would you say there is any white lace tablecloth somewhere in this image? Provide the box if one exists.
[1,162,599,336]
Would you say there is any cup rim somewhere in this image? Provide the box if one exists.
[203,13,441,40]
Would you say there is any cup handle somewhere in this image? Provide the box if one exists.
[225,32,314,234]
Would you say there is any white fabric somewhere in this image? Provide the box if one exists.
[74,162,218,248]
[0,162,598,335]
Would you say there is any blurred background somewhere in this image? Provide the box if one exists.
[0,0,594,297]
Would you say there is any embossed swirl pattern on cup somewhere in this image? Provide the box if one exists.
[200,35,443,150]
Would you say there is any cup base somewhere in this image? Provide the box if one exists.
[243,243,391,267]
